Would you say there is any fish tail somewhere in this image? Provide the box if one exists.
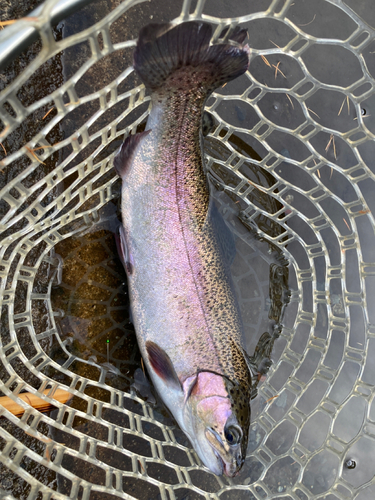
[134,21,250,92]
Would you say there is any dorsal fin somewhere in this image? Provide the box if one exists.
[114,130,151,178]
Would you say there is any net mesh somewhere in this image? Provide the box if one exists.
[1,0,375,498]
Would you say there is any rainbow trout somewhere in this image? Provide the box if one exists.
[114,21,251,476]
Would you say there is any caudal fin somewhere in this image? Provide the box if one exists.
[134,21,250,92]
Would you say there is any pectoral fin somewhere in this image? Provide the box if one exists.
[145,341,182,390]
[114,130,151,178]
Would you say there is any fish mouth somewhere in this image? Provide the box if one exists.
[212,448,225,476]
[205,429,235,477]
[211,448,239,477]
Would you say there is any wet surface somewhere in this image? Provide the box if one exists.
[50,210,140,391]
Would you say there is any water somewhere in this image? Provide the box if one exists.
[48,128,291,421]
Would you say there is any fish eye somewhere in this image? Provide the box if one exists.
[224,425,242,445]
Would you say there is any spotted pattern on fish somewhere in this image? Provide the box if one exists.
[117,20,252,476]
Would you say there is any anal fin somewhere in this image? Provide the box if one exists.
[115,225,133,275]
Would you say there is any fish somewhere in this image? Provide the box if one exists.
[114,20,252,477]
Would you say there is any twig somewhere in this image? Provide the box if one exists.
[0,20,17,27]
[0,143,6,155]
[0,388,71,416]
[317,169,321,178]
[0,17,38,28]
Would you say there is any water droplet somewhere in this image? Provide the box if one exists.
[361,108,366,116]
[345,458,356,469]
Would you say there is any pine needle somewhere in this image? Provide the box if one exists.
[338,97,346,116]
[0,125,9,139]
[298,14,316,27]
[138,460,145,473]
[308,107,320,119]
[266,395,279,403]
[338,96,350,116]
[0,143,6,155]
[325,134,333,152]
[30,145,52,151]
[273,62,286,79]
[325,134,337,159]
[42,107,54,120]
[286,94,294,109]
[269,39,281,49]
[333,136,337,159]
[25,146,45,164]
[261,54,271,68]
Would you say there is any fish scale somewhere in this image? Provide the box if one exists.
[115,20,252,476]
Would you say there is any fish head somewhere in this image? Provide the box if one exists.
[182,371,250,477]
[144,341,251,476]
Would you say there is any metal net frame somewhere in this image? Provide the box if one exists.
[0,0,375,498]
